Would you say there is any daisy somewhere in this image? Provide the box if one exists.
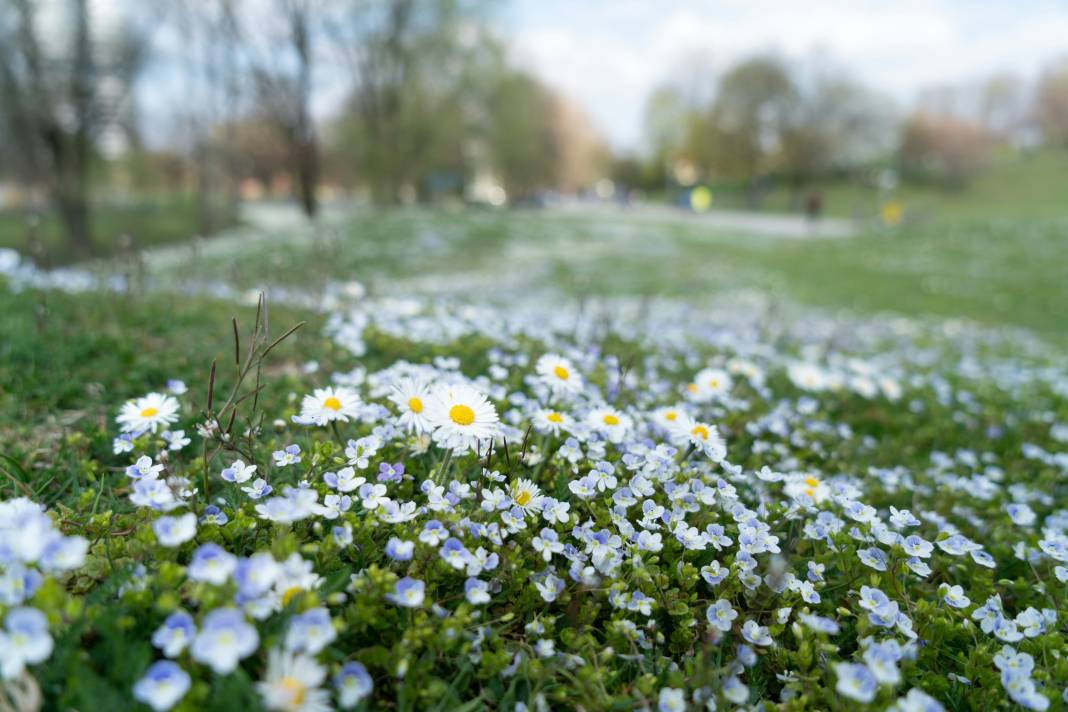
[788,363,828,392]
[652,405,685,432]
[425,383,500,452]
[533,408,570,436]
[727,358,765,387]
[389,377,434,434]
[535,354,583,395]
[509,478,543,513]
[686,368,733,402]
[256,648,331,712]
[586,407,632,444]
[672,416,727,462]
[297,387,361,426]
[117,392,180,434]
[784,474,830,503]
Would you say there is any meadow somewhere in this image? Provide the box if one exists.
[0,206,1066,711]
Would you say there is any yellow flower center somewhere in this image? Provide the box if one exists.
[603,414,619,426]
[515,490,532,506]
[804,476,820,488]
[691,424,709,440]
[140,407,159,418]
[408,397,424,413]
[547,412,563,423]
[281,586,303,607]
[665,411,677,421]
[709,378,720,388]
[553,365,570,380]
[449,404,475,426]
[686,383,698,393]
[323,396,342,411]
[279,676,306,705]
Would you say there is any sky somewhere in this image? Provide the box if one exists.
[502,0,1068,150]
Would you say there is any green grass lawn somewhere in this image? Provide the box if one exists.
[0,197,235,266]
[133,207,1068,340]
[702,147,1068,221]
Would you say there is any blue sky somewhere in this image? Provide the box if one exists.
[502,0,1068,148]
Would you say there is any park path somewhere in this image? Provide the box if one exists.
[554,202,858,239]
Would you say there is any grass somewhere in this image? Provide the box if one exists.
[0,197,236,266]
[702,147,1068,221]
[2,199,1067,711]
[133,207,1068,340]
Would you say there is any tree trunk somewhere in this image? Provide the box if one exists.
[292,5,318,218]
[295,136,319,218]
[55,190,92,258]
[62,0,94,256]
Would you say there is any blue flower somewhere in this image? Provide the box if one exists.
[151,611,196,658]
[199,505,229,526]
[387,577,425,608]
[464,578,491,605]
[378,461,405,482]
[187,543,237,585]
[190,608,259,674]
[335,661,373,708]
[272,444,302,467]
[1,607,53,677]
[835,662,878,703]
[284,607,336,654]
[133,661,191,711]
[385,537,414,561]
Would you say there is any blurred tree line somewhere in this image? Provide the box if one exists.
[620,54,1068,205]
[3,1,1068,254]
[0,0,606,252]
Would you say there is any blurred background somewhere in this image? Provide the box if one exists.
[1,0,1066,335]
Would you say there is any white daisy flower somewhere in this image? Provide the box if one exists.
[509,478,543,513]
[586,407,632,444]
[389,378,434,434]
[535,354,583,395]
[298,387,362,426]
[788,363,828,392]
[117,392,180,434]
[652,405,685,431]
[255,648,330,712]
[533,409,570,436]
[672,416,727,461]
[425,383,499,452]
[686,367,733,402]
[784,474,830,503]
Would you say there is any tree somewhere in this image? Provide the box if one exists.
[899,112,998,187]
[706,56,797,181]
[325,0,491,202]
[484,71,559,200]
[642,86,688,186]
[236,0,323,217]
[778,66,894,192]
[1035,59,1068,145]
[0,0,148,254]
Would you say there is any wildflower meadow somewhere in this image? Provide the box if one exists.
[2,218,1067,712]
[4,0,1068,707]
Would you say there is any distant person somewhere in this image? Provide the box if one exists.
[804,190,823,222]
